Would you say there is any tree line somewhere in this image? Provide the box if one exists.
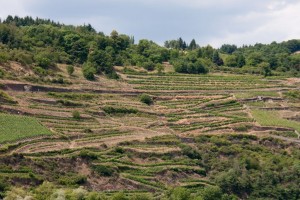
[0,16,299,79]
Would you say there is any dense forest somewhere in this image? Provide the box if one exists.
[0,15,300,80]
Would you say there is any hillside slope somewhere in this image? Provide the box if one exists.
[0,60,300,199]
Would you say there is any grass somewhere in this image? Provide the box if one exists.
[0,90,17,104]
[251,109,300,132]
[235,91,280,99]
[0,113,52,143]
[284,90,300,101]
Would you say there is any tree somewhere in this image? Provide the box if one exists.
[225,55,238,67]
[165,187,191,200]
[35,51,55,68]
[189,39,198,50]
[220,44,237,54]
[247,52,263,66]
[82,63,96,80]
[141,61,155,71]
[87,49,113,74]
[199,186,223,200]
[195,59,209,74]
[155,63,164,74]
[202,45,214,59]
[283,39,300,53]
[34,182,56,200]
[63,34,88,64]
[236,53,246,67]
[258,62,272,77]
[212,50,224,66]
[178,37,184,50]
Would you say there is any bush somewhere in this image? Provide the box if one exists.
[181,145,201,159]
[165,187,191,200]
[33,66,48,76]
[58,174,87,186]
[51,77,64,84]
[155,63,164,74]
[35,52,55,69]
[79,150,98,160]
[199,186,223,200]
[115,147,125,154]
[102,106,138,114]
[0,52,9,64]
[57,100,82,107]
[106,71,119,79]
[0,90,17,104]
[82,64,95,80]
[12,50,34,65]
[284,90,300,100]
[141,61,155,71]
[111,192,128,200]
[139,93,153,105]
[72,110,81,120]
[233,124,252,132]
[0,69,4,78]
[92,165,114,176]
[173,59,209,74]
[67,65,74,75]
[0,178,8,198]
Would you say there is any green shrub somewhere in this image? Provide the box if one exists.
[115,147,125,154]
[132,193,153,200]
[106,71,119,79]
[72,110,81,120]
[12,50,34,65]
[79,150,98,160]
[67,65,74,75]
[51,77,64,84]
[165,187,191,200]
[139,93,153,105]
[233,124,252,132]
[181,145,201,159]
[103,106,138,114]
[82,64,95,80]
[34,51,55,69]
[111,192,128,200]
[92,165,114,176]
[57,100,82,107]
[0,90,17,104]
[284,90,300,100]
[0,52,9,64]
[141,61,155,71]
[199,186,223,200]
[0,69,4,78]
[83,128,93,133]
[58,174,87,186]
[155,63,164,74]
[33,66,48,76]
[0,178,8,198]
[244,157,260,170]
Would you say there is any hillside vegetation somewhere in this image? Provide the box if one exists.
[0,16,300,200]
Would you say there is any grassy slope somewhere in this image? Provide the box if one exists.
[0,63,300,199]
[251,109,300,132]
[0,113,52,143]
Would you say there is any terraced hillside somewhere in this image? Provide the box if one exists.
[0,64,300,199]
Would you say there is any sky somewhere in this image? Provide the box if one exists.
[0,0,299,47]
